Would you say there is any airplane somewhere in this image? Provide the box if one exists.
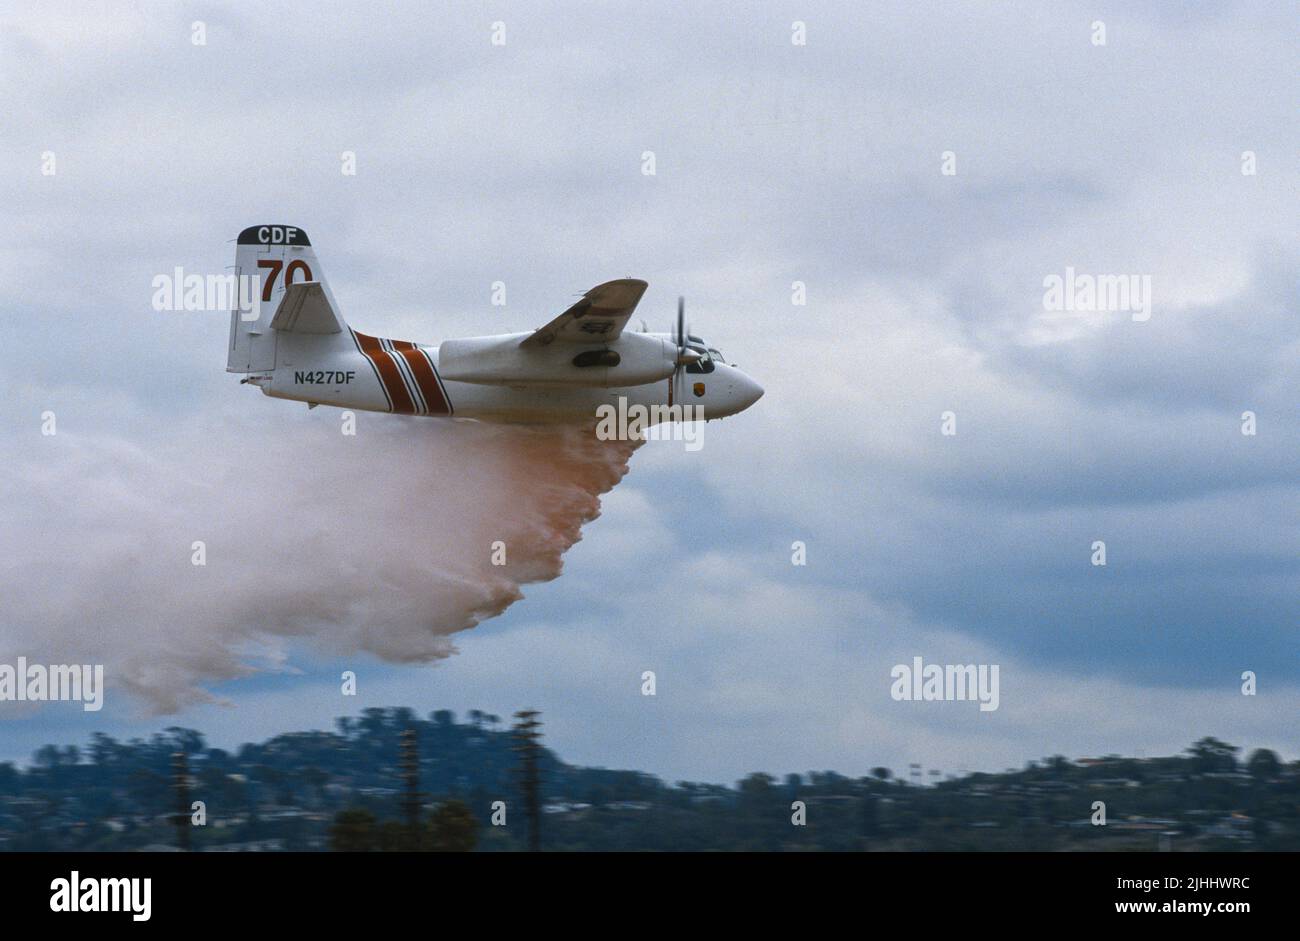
[226,225,763,425]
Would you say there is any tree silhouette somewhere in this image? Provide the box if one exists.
[512,709,543,852]
[1246,748,1281,780]
[399,727,422,848]
[329,809,377,851]
[171,750,192,851]
[427,800,479,851]
[1186,737,1240,773]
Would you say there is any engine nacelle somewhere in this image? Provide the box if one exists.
[438,331,675,388]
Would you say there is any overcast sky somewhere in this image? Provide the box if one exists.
[0,1,1296,783]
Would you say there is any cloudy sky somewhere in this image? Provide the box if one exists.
[1,1,1295,783]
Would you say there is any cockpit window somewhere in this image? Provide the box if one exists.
[708,348,724,364]
[685,345,714,374]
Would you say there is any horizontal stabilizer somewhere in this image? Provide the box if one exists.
[270,281,343,335]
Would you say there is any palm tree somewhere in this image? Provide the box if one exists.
[512,710,543,852]
[399,728,421,846]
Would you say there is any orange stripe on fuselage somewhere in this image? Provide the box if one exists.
[355,331,416,414]
[391,340,451,415]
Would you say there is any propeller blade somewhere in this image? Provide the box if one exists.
[671,296,687,406]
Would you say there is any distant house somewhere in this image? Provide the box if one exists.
[542,801,592,815]
[258,806,306,821]
[1028,781,1074,793]
[1202,772,1253,785]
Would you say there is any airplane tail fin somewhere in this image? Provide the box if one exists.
[227,225,348,372]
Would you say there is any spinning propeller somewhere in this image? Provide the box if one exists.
[672,296,701,403]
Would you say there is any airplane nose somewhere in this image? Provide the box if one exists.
[736,373,764,411]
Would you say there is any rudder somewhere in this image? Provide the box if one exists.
[227,225,342,372]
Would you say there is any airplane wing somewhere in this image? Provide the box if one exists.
[269,281,344,335]
[520,279,648,348]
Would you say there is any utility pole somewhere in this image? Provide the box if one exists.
[512,710,543,852]
[171,750,191,852]
[399,727,422,849]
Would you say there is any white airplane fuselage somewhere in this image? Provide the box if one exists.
[247,328,762,424]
